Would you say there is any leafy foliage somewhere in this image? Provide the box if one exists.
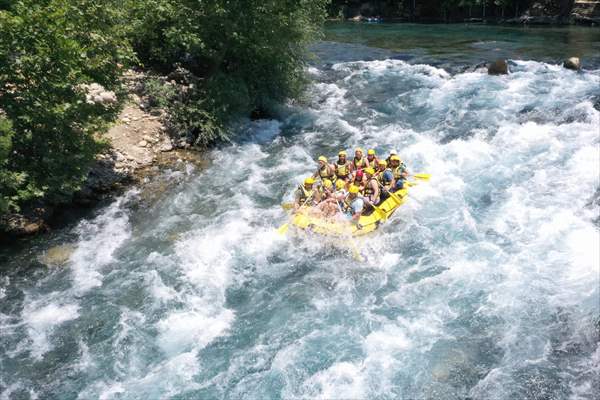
[129,0,328,146]
[0,0,326,217]
[0,0,132,211]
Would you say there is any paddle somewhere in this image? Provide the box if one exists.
[277,192,314,235]
[413,173,430,180]
[281,202,294,210]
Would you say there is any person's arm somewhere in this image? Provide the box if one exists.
[328,164,335,176]
[294,190,302,210]
[313,187,321,203]
[372,181,379,201]
[384,170,394,190]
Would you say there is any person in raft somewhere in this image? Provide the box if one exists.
[294,177,320,210]
[350,147,369,172]
[293,149,409,219]
[334,150,352,182]
[313,156,336,182]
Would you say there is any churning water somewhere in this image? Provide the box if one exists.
[1,24,599,399]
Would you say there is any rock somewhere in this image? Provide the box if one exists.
[23,221,44,235]
[40,244,75,267]
[159,142,173,152]
[143,135,157,144]
[563,57,581,71]
[488,59,509,75]
[0,212,47,238]
[137,140,148,148]
[79,83,117,106]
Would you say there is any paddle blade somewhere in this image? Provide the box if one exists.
[281,202,294,211]
[277,223,289,235]
[413,173,430,180]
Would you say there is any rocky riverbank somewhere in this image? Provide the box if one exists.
[330,0,600,25]
[0,71,204,241]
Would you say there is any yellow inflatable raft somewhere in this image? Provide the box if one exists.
[290,187,409,237]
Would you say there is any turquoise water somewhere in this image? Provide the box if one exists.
[324,22,600,70]
[1,24,599,399]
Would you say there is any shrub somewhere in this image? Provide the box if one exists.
[0,1,133,209]
[129,0,328,145]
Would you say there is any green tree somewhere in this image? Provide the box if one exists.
[128,0,328,146]
[0,0,133,210]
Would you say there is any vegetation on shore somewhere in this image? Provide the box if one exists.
[0,0,328,217]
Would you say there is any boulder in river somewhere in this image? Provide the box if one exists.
[488,59,509,75]
[563,57,581,71]
[39,244,75,267]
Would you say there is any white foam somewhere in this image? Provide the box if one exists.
[23,301,79,359]
[157,309,234,354]
[70,191,135,293]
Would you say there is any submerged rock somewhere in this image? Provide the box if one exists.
[563,57,581,71]
[488,59,509,75]
[40,244,75,267]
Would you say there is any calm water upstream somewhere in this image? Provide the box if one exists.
[1,23,599,399]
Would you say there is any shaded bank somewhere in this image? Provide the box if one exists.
[328,0,600,25]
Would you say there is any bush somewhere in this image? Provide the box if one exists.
[129,0,328,145]
[0,1,133,209]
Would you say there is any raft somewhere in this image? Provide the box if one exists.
[289,187,409,237]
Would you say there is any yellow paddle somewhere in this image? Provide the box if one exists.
[277,192,314,235]
[413,173,430,180]
[281,202,294,210]
[277,222,289,235]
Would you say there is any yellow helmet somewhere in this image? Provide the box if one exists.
[304,177,315,185]
[367,149,376,155]
[338,150,347,156]
[390,155,401,162]
[335,180,345,190]
[355,147,364,154]
[322,179,333,188]
[364,167,375,175]
[378,160,387,167]
[318,155,328,163]
[349,185,360,194]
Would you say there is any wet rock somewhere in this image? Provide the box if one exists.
[40,244,75,267]
[488,59,509,75]
[0,211,48,238]
[563,57,581,71]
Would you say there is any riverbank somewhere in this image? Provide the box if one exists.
[0,71,204,242]
[329,0,600,26]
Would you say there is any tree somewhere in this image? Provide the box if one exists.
[128,0,328,146]
[0,1,133,209]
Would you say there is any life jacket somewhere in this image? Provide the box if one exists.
[364,179,375,196]
[342,195,354,213]
[353,157,367,170]
[297,185,314,204]
[336,161,350,179]
[376,168,392,185]
[393,164,406,180]
[319,166,334,180]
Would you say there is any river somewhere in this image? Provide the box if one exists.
[1,23,599,399]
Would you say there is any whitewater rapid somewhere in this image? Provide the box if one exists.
[1,55,599,399]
